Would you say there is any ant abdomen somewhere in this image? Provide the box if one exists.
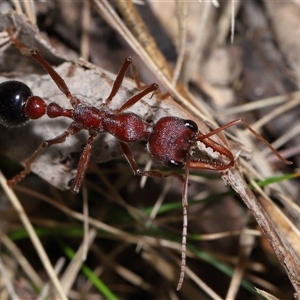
[147,117,199,169]
[0,81,32,126]
[0,80,46,127]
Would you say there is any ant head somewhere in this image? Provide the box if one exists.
[147,116,198,169]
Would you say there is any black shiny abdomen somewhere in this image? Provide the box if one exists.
[0,81,32,126]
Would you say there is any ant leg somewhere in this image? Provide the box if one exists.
[198,118,292,165]
[129,62,169,101]
[71,133,96,193]
[7,123,82,187]
[119,141,180,179]
[105,57,134,106]
[177,155,190,291]
[7,29,80,107]
[105,57,164,111]
[116,83,159,113]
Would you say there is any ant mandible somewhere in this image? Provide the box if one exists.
[0,31,292,291]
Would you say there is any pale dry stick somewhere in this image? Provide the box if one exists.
[231,170,300,297]
[94,169,151,223]
[230,0,236,43]
[14,185,144,244]
[114,0,173,80]
[21,0,36,24]
[211,0,220,7]
[172,0,187,86]
[60,229,97,295]
[0,32,11,50]
[116,262,152,290]
[183,1,213,87]
[217,91,300,115]
[95,245,152,291]
[185,267,223,300]
[136,180,171,253]
[0,255,18,299]
[216,0,241,45]
[241,95,300,133]
[226,231,255,299]
[15,185,193,283]
[197,229,261,241]
[11,0,23,16]
[37,258,65,300]
[0,172,67,299]
[252,185,300,245]
[1,233,43,288]
[272,191,300,232]
[261,122,300,158]
[255,288,281,300]
[249,274,281,293]
[92,0,215,125]
[80,0,91,61]
[165,248,223,299]
[139,159,153,188]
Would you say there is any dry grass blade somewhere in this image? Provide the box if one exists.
[92,0,213,122]
[228,171,300,296]
[60,229,97,294]
[0,171,67,299]
[0,255,18,299]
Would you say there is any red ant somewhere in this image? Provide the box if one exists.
[0,32,292,290]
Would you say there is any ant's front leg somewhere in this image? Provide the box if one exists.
[7,123,82,187]
[119,141,181,180]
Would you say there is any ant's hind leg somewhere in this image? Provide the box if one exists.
[130,62,169,101]
[7,123,81,187]
[105,57,165,111]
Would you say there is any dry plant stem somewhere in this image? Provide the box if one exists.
[92,0,217,125]
[1,234,43,288]
[0,171,67,299]
[220,91,300,115]
[226,231,255,299]
[80,0,91,60]
[172,0,187,86]
[60,229,97,295]
[114,0,192,102]
[255,288,280,300]
[224,169,300,297]
[248,95,300,133]
[183,2,213,86]
[114,0,173,80]
[0,255,18,299]
[37,258,65,300]
[184,267,223,300]
[216,0,241,45]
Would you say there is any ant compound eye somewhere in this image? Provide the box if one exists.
[0,81,32,126]
[184,119,198,132]
[167,159,185,169]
